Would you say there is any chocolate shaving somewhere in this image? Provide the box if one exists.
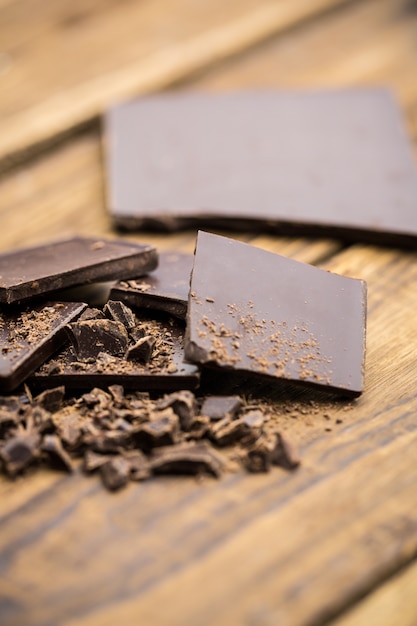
[42,434,74,472]
[150,442,224,477]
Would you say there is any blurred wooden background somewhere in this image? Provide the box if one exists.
[0,1,417,625]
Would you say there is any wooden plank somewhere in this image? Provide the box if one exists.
[0,0,352,165]
[189,0,417,113]
[1,2,417,624]
[0,243,416,626]
[332,560,417,626]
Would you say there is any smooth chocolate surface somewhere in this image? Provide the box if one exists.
[31,314,199,391]
[0,236,158,304]
[110,252,193,319]
[0,302,86,392]
[106,89,417,247]
[185,231,366,397]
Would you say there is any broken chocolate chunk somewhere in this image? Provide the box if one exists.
[101,456,131,490]
[156,390,197,431]
[33,386,65,413]
[83,449,114,473]
[126,335,155,363]
[185,231,366,397]
[110,252,193,319]
[244,448,271,473]
[0,430,40,475]
[269,432,300,470]
[53,408,82,449]
[78,307,106,321]
[0,301,86,392]
[150,441,224,477]
[0,236,158,304]
[200,395,243,421]
[106,90,417,247]
[31,315,200,392]
[42,434,74,472]
[133,408,179,450]
[245,432,300,473]
[210,415,256,447]
[104,300,137,330]
[122,449,151,481]
[66,319,129,360]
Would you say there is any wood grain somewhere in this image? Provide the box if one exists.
[0,0,351,165]
[0,243,416,625]
[1,1,417,624]
[333,560,417,626]
[189,0,417,113]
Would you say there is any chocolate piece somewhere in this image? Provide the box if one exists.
[243,432,300,472]
[150,442,224,477]
[185,232,366,397]
[84,428,132,453]
[106,90,417,247]
[29,406,54,434]
[0,301,86,392]
[42,434,74,472]
[66,319,129,360]
[184,416,210,440]
[33,386,65,412]
[269,432,300,470]
[78,307,106,321]
[156,390,197,430]
[101,456,131,490]
[132,408,179,449]
[209,413,261,447]
[200,395,243,421]
[104,300,136,329]
[123,449,151,481]
[31,315,200,391]
[0,236,158,304]
[108,384,125,405]
[83,449,113,473]
[0,430,40,475]
[110,252,193,319]
[244,447,271,473]
[126,335,155,363]
[53,408,82,449]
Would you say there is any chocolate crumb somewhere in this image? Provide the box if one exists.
[101,456,131,490]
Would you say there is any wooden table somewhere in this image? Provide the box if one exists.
[1,1,416,624]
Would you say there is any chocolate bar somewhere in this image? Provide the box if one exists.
[31,313,199,391]
[105,89,417,247]
[110,252,193,319]
[185,231,366,397]
[0,236,158,304]
[0,302,86,392]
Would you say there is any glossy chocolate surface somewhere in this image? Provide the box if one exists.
[110,252,193,319]
[106,89,417,247]
[185,232,366,397]
[0,237,158,304]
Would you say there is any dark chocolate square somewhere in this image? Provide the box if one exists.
[105,89,417,246]
[185,231,366,397]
